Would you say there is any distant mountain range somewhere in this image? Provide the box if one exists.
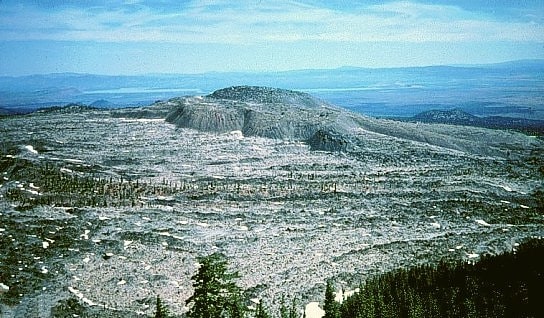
[400,109,544,136]
[1,59,543,121]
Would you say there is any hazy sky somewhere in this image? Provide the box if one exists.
[1,0,543,75]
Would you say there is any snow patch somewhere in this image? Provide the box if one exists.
[81,230,90,240]
[124,240,133,249]
[475,219,491,227]
[466,253,479,259]
[305,302,325,318]
[430,222,441,229]
[335,288,359,303]
[64,158,84,164]
[500,185,513,192]
[237,225,249,231]
[227,130,244,140]
[0,283,9,293]
[25,145,38,154]
[68,286,96,306]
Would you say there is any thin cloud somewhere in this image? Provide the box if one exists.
[0,0,542,43]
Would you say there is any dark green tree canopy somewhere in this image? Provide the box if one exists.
[186,252,245,318]
[155,295,169,318]
[323,280,340,318]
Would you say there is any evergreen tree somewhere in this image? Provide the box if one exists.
[279,295,289,318]
[323,280,340,318]
[186,253,245,318]
[254,300,271,318]
[289,297,299,318]
[228,290,247,318]
[155,295,169,318]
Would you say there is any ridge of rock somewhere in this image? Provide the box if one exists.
[414,109,479,124]
[165,87,357,150]
[207,86,325,108]
[164,86,543,157]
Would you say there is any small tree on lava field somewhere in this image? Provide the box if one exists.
[186,252,245,318]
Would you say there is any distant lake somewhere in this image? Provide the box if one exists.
[83,87,204,95]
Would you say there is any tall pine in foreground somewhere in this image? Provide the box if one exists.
[155,295,169,318]
[186,252,245,318]
[279,295,289,318]
[323,280,340,318]
[254,300,271,318]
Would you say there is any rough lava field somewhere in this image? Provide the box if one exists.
[0,87,543,317]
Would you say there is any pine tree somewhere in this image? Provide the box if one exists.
[254,300,271,318]
[323,280,340,318]
[155,295,169,318]
[289,297,299,318]
[279,295,289,318]
[228,290,247,318]
[186,253,245,318]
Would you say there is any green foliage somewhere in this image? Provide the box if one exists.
[155,295,169,318]
[279,295,289,318]
[323,280,340,318]
[339,239,544,318]
[289,297,300,318]
[254,300,271,318]
[49,297,86,318]
[186,253,245,318]
[1,157,180,209]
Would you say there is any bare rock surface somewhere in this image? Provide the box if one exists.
[0,87,543,317]
[165,86,359,145]
[166,86,542,158]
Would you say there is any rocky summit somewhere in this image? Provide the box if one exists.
[165,86,361,151]
[163,86,541,158]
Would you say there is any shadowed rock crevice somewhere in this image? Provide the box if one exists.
[308,129,351,152]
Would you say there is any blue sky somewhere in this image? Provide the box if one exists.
[0,0,543,75]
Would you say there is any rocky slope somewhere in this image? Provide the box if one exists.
[1,88,543,317]
[165,86,361,152]
[164,86,543,158]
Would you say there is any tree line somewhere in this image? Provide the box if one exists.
[154,238,543,318]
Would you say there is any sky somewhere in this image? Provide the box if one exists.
[0,0,543,75]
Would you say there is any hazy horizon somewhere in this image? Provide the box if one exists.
[1,1,543,76]
[1,58,543,78]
